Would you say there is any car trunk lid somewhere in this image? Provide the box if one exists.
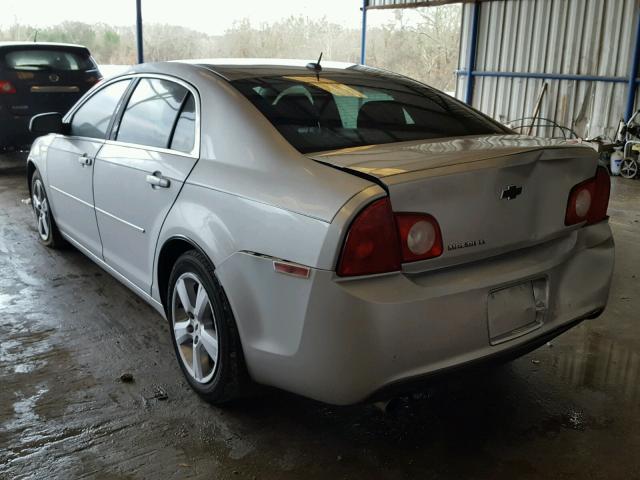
[2,69,99,115]
[311,134,599,272]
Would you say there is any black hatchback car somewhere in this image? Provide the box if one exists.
[0,42,102,149]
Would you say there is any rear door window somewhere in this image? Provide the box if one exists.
[4,49,95,71]
[116,78,189,150]
[70,79,130,139]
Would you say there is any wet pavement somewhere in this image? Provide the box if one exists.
[1,151,639,479]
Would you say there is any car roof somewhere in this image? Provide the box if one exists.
[0,41,90,51]
[128,58,362,81]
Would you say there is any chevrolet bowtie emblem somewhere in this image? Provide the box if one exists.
[501,185,523,200]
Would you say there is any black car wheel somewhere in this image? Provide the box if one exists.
[31,170,65,248]
[167,250,250,404]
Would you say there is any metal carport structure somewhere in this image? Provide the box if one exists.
[132,0,640,138]
[361,0,640,138]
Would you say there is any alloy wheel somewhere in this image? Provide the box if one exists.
[171,272,219,383]
[32,179,51,241]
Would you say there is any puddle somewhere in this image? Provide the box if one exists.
[550,329,640,403]
[3,385,49,431]
[0,326,53,376]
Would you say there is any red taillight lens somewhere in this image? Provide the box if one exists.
[337,198,444,277]
[565,181,594,225]
[0,80,16,94]
[87,75,103,85]
[395,213,443,262]
[336,198,401,277]
[565,166,610,226]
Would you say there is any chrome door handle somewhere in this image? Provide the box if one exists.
[146,172,170,189]
[78,154,93,166]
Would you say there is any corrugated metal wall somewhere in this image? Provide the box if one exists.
[455,0,640,140]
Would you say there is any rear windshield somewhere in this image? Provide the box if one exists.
[231,70,509,153]
[3,49,94,71]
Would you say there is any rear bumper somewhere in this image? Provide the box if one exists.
[218,221,614,405]
[367,310,602,402]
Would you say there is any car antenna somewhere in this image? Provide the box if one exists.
[33,30,38,42]
[306,52,323,81]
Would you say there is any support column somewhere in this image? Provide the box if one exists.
[136,0,144,64]
[360,0,368,65]
[625,8,640,121]
[464,1,481,105]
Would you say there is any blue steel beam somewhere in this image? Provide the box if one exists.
[625,8,640,121]
[361,0,368,65]
[464,1,480,105]
[456,70,630,83]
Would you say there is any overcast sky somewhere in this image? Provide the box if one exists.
[2,1,400,34]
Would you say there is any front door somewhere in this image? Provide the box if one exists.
[93,77,198,293]
[46,79,131,257]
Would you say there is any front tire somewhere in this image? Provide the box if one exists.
[31,170,65,248]
[167,250,249,404]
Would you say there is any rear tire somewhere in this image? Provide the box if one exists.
[167,250,250,404]
[31,170,65,248]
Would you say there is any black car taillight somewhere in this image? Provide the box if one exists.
[0,80,16,94]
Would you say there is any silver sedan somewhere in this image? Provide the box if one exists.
[26,59,614,405]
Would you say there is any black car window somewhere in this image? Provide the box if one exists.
[71,80,130,139]
[232,71,509,153]
[116,78,188,149]
[4,49,95,71]
[169,94,196,153]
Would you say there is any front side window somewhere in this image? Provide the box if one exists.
[4,49,95,71]
[231,71,509,153]
[116,78,189,149]
[71,79,130,139]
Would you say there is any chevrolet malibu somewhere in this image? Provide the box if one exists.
[26,59,614,405]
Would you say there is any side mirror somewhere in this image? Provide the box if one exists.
[29,112,69,135]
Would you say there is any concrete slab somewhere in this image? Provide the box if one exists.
[1,156,639,479]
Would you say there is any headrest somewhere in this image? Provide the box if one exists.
[357,100,407,128]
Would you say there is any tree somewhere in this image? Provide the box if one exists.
[0,7,461,91]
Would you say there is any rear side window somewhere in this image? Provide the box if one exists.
[170,94,196,153]
[116,78,190,150]
[4,49,94,71]
[71,80,130,139]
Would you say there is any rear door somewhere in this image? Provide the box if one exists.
[93,76,199,293]
[46,78,131,257]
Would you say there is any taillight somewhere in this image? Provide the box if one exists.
[0,80,16,94]
[395,213,443,262]
[336,198,401,277]
[565,166,610,226]
[337,198,444,277]
[588,166,611,223]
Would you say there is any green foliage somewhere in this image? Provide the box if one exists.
[0,7,460,91]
